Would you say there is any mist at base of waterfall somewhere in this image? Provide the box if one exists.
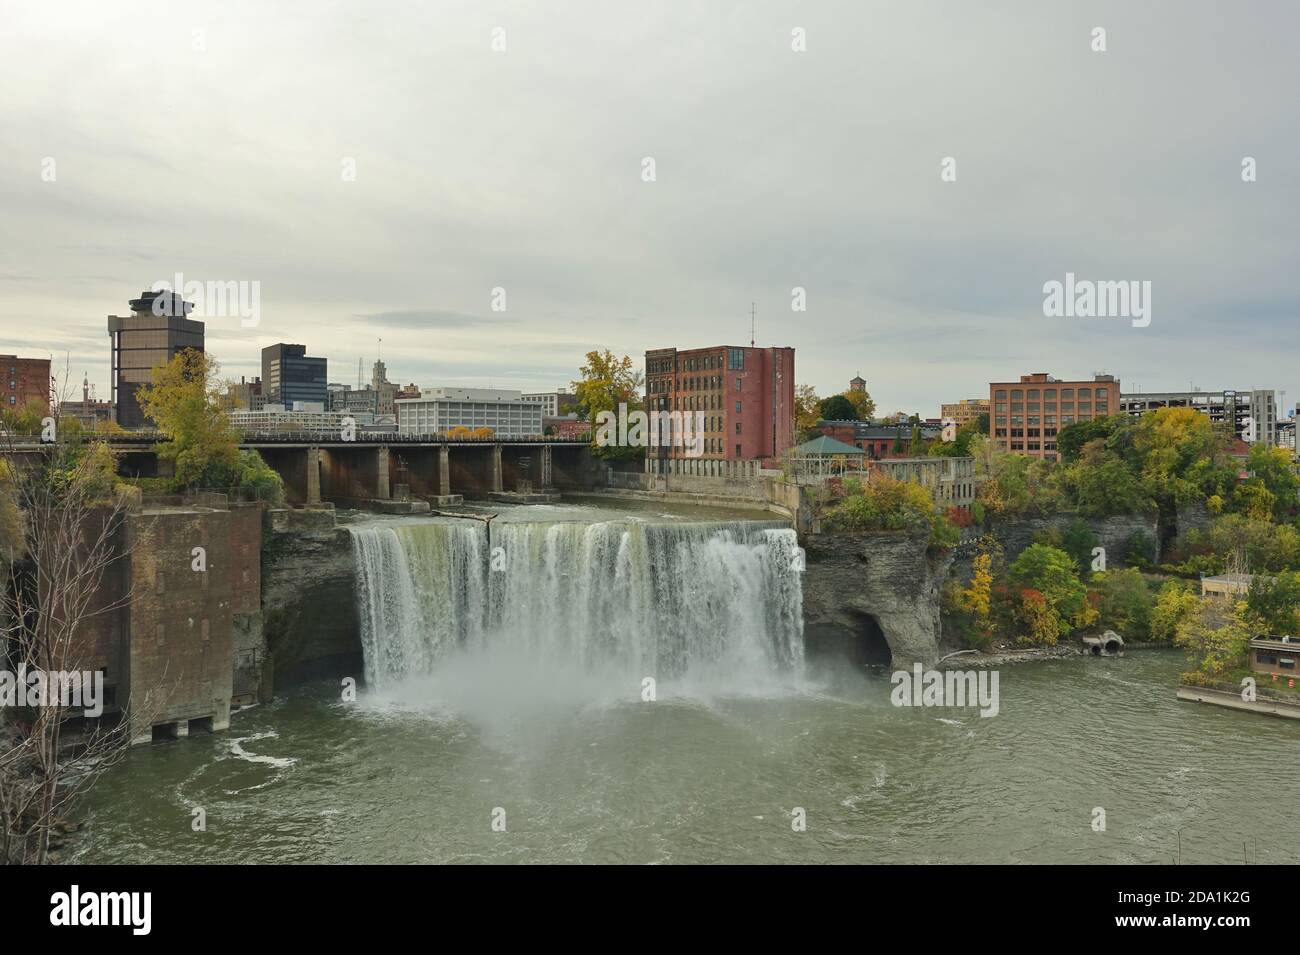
[347,514,805,708]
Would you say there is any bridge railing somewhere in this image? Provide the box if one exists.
[85,430,592,445]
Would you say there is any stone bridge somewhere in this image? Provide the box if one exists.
[20,432,598,506]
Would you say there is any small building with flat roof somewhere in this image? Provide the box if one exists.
[1249,635,1299,677]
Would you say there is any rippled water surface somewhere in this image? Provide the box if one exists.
[74,652,1299,863]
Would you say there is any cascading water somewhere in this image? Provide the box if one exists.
[347,518,803,690]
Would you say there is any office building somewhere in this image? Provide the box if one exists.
[643,344,795,466]
[229,403,373,433]
[395,387,543,437]
[940,398,990,428]
[1,354,52,414]
[261,344,327,407]
[522,390,578,418]
[223,375,265,412]
[1119,388,1278,446]
[107,290,204,428]
[989,373,1120,460]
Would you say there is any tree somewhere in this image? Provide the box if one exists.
[0,400,140,864]
[818,394,857,422]
[1008,543,1095,642]
[1123,529,1157,567]
[932,416,989,458]
[570,350,643,423]
[1238,444,1298,522]
[1133,407,1233,512]
[1093,568,1153,639]
[1056,414,1124,462]
[957,553,996,643]
[1061,516,1100,576]
[137,350,240,488]
[1176,600,1251,681]
[841,388,876,421]
[1150,581,1199,643]
[1059,439,1151,518]
[0,399,50,438]
[570,350,644,461]
[819,474,958,548]
[136,351,282,499]
[794,384,821,438]
[1245,571,1300,635]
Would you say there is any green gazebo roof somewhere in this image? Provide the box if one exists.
[792,434,866,456]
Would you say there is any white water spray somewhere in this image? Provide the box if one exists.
[347,519,803,690]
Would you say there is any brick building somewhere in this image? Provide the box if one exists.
[67,496,265,743]
[940,398,989,428]
[816,419,941,459]
[643,344,795,470]
[107,291,204,429]
[989,373,1120,460]
[0,354,51,414]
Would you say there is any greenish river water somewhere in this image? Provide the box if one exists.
[73,651,1299,864]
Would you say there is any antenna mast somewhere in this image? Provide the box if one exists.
[750,302,756,348]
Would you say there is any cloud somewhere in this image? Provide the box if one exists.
[0,0,1296,411]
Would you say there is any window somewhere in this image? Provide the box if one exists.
[727,348,745,370]
[735,401,741,413]
[735,422,742,434]
[735,377,742,390]
[735,444,742,457]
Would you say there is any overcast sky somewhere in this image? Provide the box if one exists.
[2,0,1297,415]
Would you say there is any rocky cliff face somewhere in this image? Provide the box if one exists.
[801,530,952,668]
[261,509,361,685]
[948,512,1159,585]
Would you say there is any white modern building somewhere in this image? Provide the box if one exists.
[396,387,543,437]
[229,402,374,432]
[522,390,575,418]
[1120,388,1279,446]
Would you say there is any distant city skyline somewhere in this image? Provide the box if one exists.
[2,1,1297,415]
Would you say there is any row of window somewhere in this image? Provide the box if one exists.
[1007,442,1058,452]
[995,428,1059,438]
[995,401,1104,412]
[648,375,745,396]
[1255,653,1296,669]
[996,411,1097,424]
[693,438,747,455]
[995,387,1111,400]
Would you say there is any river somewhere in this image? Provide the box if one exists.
[71,505,1300,864]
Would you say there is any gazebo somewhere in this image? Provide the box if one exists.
[787,434,867,481]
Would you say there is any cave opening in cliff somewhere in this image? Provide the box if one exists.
[850,611,892,668]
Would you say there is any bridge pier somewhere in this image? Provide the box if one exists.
[375,446,390,500]
[439,446,450,497]
[306,447,321,505]
[491,445,503,493]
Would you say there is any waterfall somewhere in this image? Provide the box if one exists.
[347,518,803,689]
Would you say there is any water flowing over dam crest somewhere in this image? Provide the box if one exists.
[347,518,805,694]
